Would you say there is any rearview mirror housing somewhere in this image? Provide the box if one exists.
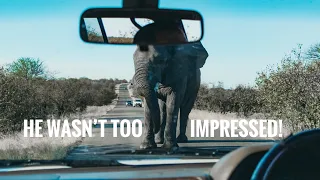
[79,8,204,45]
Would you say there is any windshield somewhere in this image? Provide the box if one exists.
[0,0,319,165]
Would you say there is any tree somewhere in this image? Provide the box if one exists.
[256,43,320,133]
[305,43,320,60]
[231,85,260,117]
[6,57,47,79]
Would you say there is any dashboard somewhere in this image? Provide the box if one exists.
[0,164,213,180]
[0,144,272,180]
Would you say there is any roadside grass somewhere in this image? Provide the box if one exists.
[0,97,119,160]
[66,102,117,120]
[0,131,82,160]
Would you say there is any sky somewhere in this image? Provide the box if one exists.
[1,0,320,88]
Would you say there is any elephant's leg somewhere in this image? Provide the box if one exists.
[162,80,187,149]
[140,98,157,149]
[178,69,201,143]
[178,97,197,143]
[161,92,179,149]
[155,99,166,144]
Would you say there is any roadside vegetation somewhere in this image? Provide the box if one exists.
[0,57,126,159]
[194,43,320,134]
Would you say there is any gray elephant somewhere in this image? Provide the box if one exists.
[130,23,208,149]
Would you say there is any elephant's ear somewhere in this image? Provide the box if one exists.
[186,42,209,69]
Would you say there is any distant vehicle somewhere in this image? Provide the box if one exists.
[133,99,143,107]
[125,100,132,106]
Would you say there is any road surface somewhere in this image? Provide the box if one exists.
[67,84,276,158]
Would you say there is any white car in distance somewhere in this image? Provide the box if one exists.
[133,99,143,107]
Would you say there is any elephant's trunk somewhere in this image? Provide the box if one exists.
[143,89,160,134]
[132,63,160,134]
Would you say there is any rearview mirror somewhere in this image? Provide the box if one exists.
[79,8,204,45]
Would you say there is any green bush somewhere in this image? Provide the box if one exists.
[256,44,320,133]
[194,83,260,117]
[194,43,320,130]
[0,58,126,134]
[231,85,261,117]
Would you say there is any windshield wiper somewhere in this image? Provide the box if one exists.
[0,147,238,168]
[103,146,239,157]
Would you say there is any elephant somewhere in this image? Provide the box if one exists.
[130,23,209,149]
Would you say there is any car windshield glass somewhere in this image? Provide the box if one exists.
[0,0,319,165]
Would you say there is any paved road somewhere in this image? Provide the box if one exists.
[67,84,276,158]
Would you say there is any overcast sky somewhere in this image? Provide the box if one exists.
[1,0,320,88]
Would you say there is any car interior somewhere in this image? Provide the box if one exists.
[0,0,319,180]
